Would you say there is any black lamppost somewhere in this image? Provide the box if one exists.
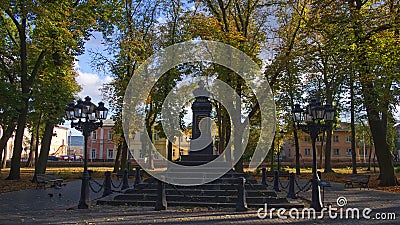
[277,130,284,172]
[292,98,335,211]
[65,96,108,209]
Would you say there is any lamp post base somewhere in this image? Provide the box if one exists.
[311,177,323,211]
[78,170,90,209]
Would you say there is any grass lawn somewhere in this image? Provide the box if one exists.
[0,167,114,193]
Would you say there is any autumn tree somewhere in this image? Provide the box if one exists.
[0,0,101,179]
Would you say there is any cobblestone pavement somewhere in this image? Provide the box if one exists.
[0,179,399,224]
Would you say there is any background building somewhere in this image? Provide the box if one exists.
[87,119,191,162]
[283,122,373,164]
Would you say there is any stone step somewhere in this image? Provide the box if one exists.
[175,161,224,166]
[114,194,284,204]
[160,170,250,178]
[179,155,219,162]
[133,182,264,191]
[97,199,304,209]
[124,188,277,197]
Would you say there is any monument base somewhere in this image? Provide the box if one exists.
[178,154,218,166]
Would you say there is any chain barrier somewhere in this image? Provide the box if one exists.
[294,178,312,194]
[111,179,123,189]
[279,179,289,190]
[265,176,274,183]
[89,179,104,193]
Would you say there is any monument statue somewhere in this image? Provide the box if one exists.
[190,80,213,156]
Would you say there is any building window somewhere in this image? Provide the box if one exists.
[333,149,340,156]
[346,149,352,156]
[153,133,159,141]
[317,136,325,142]
[304,136,310,142]
[92,131,97,140]
[91,149,96,159]
[333,136,339,142]
[108,130,113,140]
[346,136,351,143]
[107,149,114,159]
[305,148,311,156]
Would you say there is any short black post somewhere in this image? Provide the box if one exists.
[155,179,167,211]
[286,173,296,198]
[121,168,129,190]
[134,166,141,186]
[103,171,112,197]
[273,170,280,192]
[261,167,267,186]
[236,177,247,212]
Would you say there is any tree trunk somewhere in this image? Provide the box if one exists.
[0,123,15,156]
[1,146,7,169]
[120,137,128,171]
[7,105,29,180]
[167,140,173,161]
[324,125,334,173]
[35,122,54,175]
[270,137,275,172]
[361,80,397,186]
[113,142,122,173]
[367,143,372,171]
[293,126,300,175]
[25,132,36,167]
[34,114,41,170]
[350,74,357,174]
[0,124,14,170]
[368,119,397,186]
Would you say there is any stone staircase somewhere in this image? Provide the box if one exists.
[97,169,304,209]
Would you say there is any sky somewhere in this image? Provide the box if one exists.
[64,32,111,136]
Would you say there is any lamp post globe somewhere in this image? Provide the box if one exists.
[65,96,108,209]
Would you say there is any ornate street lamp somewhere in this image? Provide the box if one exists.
[292,98,335,211]
[65,96,108,209]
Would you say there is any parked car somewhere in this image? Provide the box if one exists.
[48,156,59,161]
[59,155,72,161]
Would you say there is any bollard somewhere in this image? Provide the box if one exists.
[134,166,141,186]
[261,167,267,186]
[103,171,112,197]
[155,179,167,211]
[286,173,296,199]
[121,168,129,190]
[273,170,280,192]
[236,177,248,212]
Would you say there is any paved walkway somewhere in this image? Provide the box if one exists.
[0,179,398,224]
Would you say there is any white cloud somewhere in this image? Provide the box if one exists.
[75,70,112,103]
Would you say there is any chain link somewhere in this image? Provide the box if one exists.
[279,179,289,190]
[89,179,104,193]
[111,179,123,189]
[294,178,312,194]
